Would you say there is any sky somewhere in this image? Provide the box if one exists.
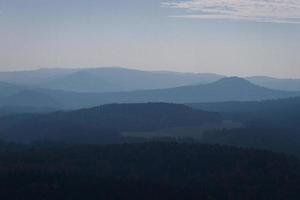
[0,0,300,78]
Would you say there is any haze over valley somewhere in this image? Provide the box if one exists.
[1,0,300,199]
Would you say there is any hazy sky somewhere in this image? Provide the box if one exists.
[0,0,300,78]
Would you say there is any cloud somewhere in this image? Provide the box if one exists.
[162,0,300,24]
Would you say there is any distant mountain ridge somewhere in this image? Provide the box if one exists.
[69,77,298,106]
[247,76,300,91]
[0,77,299,110]
[42,71,119,92]
[0,90,62,108]
[0,67,299,93]
[0,67,224,93]
[0,81,26,98]
[0,68,78,86]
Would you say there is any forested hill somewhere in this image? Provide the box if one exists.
[189,97,300,156]
[189,96,300,128]
[189,96,300,113]
[0,103,221,143]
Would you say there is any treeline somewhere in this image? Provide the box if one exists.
[202,121,300,156]
[0,142,299,200]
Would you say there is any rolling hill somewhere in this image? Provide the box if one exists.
[0,103,221,143]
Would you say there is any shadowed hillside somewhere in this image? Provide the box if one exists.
[0,103,221,143]
[190,97,300,156]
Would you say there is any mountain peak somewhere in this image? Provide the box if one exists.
[214,77,252,85]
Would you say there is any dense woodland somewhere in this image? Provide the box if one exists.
[0,142,299,200]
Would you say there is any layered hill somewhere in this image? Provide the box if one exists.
[1,67,300,93]
[0,67,223,92]
[97,77,299,103]
[0,77,299,110]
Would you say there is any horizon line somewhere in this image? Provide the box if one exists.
[0,66,299,80]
